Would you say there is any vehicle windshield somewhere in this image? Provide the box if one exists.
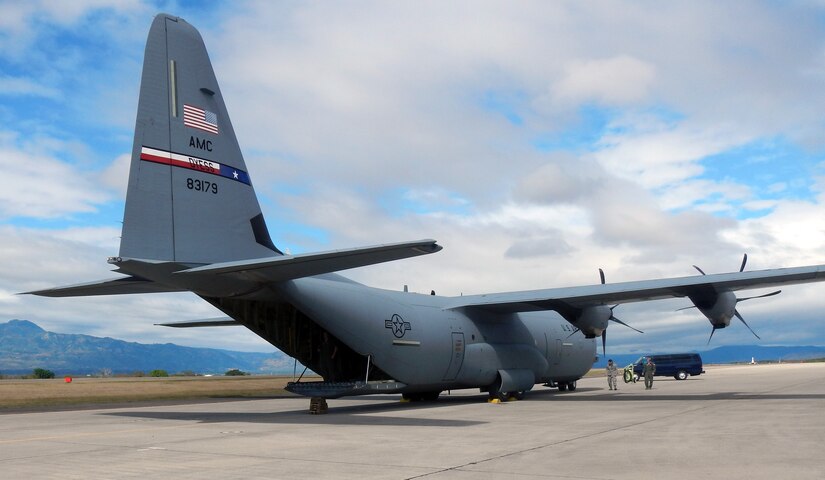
[635,357,647,365]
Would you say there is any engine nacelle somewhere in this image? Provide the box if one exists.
[690,290,737,329]
[567,305,611,338]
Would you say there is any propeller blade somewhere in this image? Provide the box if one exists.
[740,253,748,272]
[737,290,781,302]
[734,309,761,340]
[693,265,706,275]
[599,268,606,285]
[707,326,717,345]
[601,330,607,357]
[609,315,644,334]
[676,305,698,311]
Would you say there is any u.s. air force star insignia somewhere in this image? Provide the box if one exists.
[384,314,411,338]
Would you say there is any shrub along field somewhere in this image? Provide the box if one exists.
[0,375,317,410]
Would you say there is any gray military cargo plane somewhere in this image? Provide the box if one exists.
[29,14,825,401]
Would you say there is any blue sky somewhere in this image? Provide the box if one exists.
[2,1,825,354]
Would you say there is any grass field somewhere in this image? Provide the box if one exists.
[0,367,618,411]
[0,375,319,410]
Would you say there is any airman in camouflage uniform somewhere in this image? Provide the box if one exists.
[606,359,619,390]
[643,357,656,389]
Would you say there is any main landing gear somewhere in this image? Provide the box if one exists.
[543,380,577,392]
[487,390,526,403]
[401,391,441,402]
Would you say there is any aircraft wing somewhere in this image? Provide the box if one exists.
[444,264,825,313]
[174,239,442,283]
[26,276,186,298]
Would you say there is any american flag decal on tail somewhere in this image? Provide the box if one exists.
[183,104,219,134]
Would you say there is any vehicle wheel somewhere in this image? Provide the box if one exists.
[675,370,688,380]
[634,374,640,382]
[558,383,568,392]
[567,381,577,392]
[623,370,633,383]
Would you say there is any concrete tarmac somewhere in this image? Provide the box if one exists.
[1,363,824,479]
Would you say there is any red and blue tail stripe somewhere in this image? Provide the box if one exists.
[139,146,251,185]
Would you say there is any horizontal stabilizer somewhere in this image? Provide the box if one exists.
[26,276,186,298]
[156,317,240,328]
[174,239,442,282]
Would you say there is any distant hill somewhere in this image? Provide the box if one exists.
[5,319,823,376]
[594,344,825,368]
[0,319,296,376]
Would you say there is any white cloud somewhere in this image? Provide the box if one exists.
[505,233,574,259]
[657,179,752,211]
[550,55,656,106]
[100,153,131,198]
[4,1,825,354]
[0,75,60,98]
[0,133,112,219]
[594,116,752,189]
[515,153,607,204]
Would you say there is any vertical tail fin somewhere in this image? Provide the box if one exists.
[119,14,280,264]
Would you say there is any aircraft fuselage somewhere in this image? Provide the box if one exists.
[206,274,596,397]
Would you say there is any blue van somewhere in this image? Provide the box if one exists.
[629,353,704,380]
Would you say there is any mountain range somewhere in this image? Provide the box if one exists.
[2,319,823,376]
[0,319,296,376]
[593,344,825,368]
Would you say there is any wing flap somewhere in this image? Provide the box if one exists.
[174,239,442,283]
[446,265,825,313]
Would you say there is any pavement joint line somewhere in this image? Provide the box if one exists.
[402,376,816,480]
[401,410,685,480]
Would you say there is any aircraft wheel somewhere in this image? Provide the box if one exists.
[567,381,577,392]
[488,376,508,402]
[558,383,568,392]
[421,391,441,401]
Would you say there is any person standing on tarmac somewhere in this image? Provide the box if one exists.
[643,357,656,389]
[606,359,619,390]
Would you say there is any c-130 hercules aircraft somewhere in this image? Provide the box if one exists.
[31,14,825,401]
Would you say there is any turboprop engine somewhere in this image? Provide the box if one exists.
[682,254,781,344]
[564,269,644,354]
[689,289,738,332]
[569,305,612,339]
